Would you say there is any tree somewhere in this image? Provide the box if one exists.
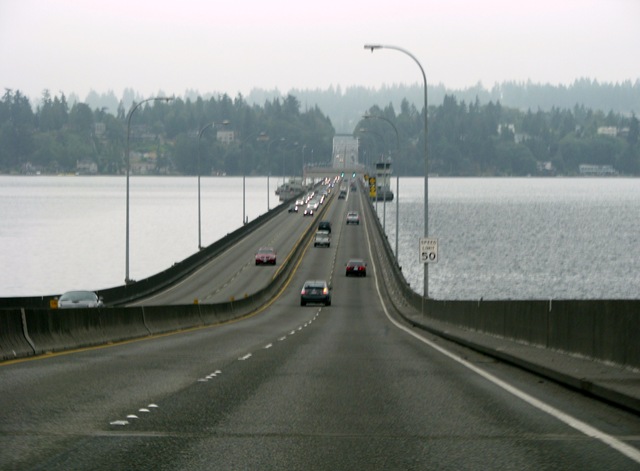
[68,103,94,137]
[0,90,35,171]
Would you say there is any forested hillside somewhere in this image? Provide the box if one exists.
[1,81,638,177]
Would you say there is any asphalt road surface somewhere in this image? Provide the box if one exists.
[1,185,639,470]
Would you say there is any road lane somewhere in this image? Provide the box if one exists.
[1,182,639,470]
[133,187,336,305]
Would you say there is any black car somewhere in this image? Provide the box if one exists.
[318,220,331,233]
[300,280,331,306]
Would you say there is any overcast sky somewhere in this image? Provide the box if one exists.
[1,0,639,102]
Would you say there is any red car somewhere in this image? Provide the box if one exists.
[255,247,276,265]
[345,259,367,277]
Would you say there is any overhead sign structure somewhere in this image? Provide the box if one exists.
[419,237,438,264]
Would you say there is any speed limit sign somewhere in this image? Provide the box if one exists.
[419,237,438,263]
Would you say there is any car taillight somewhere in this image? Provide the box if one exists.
[301,289,306,295]
[322,287,328,295]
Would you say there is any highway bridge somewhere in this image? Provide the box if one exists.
[1,180,640,469]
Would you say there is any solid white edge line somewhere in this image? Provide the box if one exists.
[362,203,640,464]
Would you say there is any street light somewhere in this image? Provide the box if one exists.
[301,144,307,186]
[198,120,229,249]
[357,127,387,216]
[125,96,173,284]
[364,114,400,260]
[365,43,429,298]
[241,130,268,224]
[267,137,285,210]
[282,141,298,191]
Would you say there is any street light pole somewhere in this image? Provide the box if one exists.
[198,120,229,249]
[302,144,307,185]
[364,114,400,261]
[125,96,173,284]
[267,137,285,210]
[357,127,386,218]
[282,141,298,197]
[240,130,268,224]
[365,43,429,298]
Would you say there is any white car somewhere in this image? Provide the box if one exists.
[314,230,331,247]
[57,290,104,309]
[346,211,360,225]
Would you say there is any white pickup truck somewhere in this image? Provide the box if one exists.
[313,230,331,247]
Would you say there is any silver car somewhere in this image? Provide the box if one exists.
[346,211,360,225]
[57,290,104,309]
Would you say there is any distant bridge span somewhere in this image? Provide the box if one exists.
[303,164,366,181]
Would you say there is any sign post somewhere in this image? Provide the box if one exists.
[419,237,438,264]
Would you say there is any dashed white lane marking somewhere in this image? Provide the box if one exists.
[110,404,159,426]
[110,313,323,426]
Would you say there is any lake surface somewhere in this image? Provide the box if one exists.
[1,176,638,300]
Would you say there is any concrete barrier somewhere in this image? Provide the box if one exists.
[23,308,107,355]
[142,305,204,335]
[20,308,149,356]
[97,308,150,342]
[0,309,34,360]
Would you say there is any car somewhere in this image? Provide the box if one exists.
[314,230,331,247]
[303,205,314,216]
[57,290,104,309]
[288,204,298,213]
[255,247,276,265]
[346,211,360,225]
[318,220,331,233]
[295,198,305,206]
[300,280,331,306]
[345,259,367,277]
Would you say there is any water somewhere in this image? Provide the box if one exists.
[0,176,279,296]
[377,177,640,300]
[1,176,639,300]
